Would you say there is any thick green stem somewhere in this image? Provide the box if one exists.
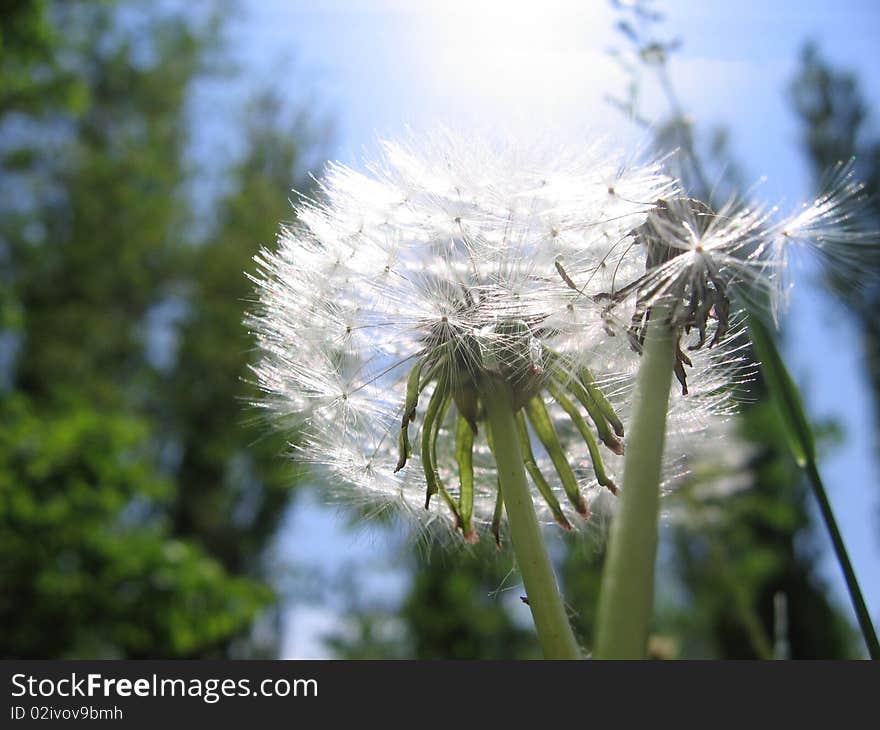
[595,310,675,659]
[482,378,581,659]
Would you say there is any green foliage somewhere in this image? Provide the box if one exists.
[0,395,271,658]
[0,0,88,117]
[0,1,320,657]
[5,2,201,405]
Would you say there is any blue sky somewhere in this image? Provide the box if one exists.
[215,0,880,657]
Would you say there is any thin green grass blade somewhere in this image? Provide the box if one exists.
[749,314,879,659]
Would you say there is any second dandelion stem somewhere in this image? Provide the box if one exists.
[594,307,675,659]
[482,378,581,660]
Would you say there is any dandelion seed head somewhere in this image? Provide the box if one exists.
[248,130,865,544]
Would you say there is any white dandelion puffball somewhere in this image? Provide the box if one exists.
[247,132,863,545]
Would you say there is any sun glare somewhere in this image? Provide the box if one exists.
[411,1,624,135]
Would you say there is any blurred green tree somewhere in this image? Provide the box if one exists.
[0,0,319,657]
[0,394,271,658]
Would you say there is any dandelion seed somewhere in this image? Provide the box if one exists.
[769,158,878,314]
